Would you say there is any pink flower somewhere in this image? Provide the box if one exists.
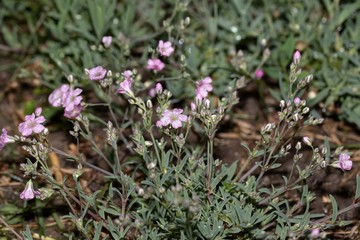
[88,66,107,81]
[48,84,70,107]
[310,228,320,238]
[0,128,14,151]
[64,105,83,119]
[63,88,83,112]
[196,77,213,99]
[18,109,46,136]
[20,180,40,200]
[147,59,165,72]
[121,70,133,80]
[255,69,264,79]
[157,40,174,57]
[102,36,112,48]
[293,51,301,64]
[156,108,188,129]
[338,153,352,171]
[294,97,301,106]
[149,88,156,97]
[117,79,133,95]
[149,83,163,97]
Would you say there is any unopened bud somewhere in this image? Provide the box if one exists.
[305,74,313,84]
[280,100,285,108]
[204,99,210,109]
[146,100,153,109]
[303,137,312,146]
[295,142,301,150]
[67,74,74,82]
[294,97,301,107]
[302,107,309,114]
[155,83,163,94]
[147,162,156,170]
[293,51,301,64]
[107,70,112,77]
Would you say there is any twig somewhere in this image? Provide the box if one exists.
[0,215,22,240]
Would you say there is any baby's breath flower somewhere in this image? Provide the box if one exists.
[157,40,174,57]
[102,36,112,48]
[156,109,188,129]
[147,59,165,72]
[87,66,107,81]
[20,180,40,200]
[196,77,213,99]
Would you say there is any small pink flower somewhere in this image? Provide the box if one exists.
[157,108,188,129]
[18,110,46,136]
[149,88,156,97]
[121,70,133,80]
[196,77,213,99]
[20,180,40,200]
[310,228,320,238]
[149,83,163,97]
[293,51,301,64]
[255,69,264,79]
[102,36,112,48]
[64,105,83,119]
[147,59,165,72]
[63,88,83,112]
[155,83,163,94]
[117,79,133,95]
[294,97,301,106]
[48,84,70,107]
[157,40,174,57]
[0,128,14,151]
[338,153,352,171]
[88,66,107,81]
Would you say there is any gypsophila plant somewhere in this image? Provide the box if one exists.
[1,21,360,240]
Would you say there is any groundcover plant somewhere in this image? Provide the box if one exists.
[0,1,359,239]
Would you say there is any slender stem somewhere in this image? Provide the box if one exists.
[149,131,161,166]
[206,137,214,191]
[312,202,360,226]
[0,215,22,240]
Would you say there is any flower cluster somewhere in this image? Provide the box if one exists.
[48,84,83,119]
[18,108,46,136]
[146,40,174,72]
[195,77,213,99]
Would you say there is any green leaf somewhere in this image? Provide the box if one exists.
[329,194,338,223]
[355,175,360,200]
[324,137,331,161]
[93,221,103,240]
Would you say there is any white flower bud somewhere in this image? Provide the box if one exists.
[146,100,153,109]
[303,137,312,146]
[280,100,285,108]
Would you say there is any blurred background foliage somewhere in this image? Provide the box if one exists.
[1,0,360,126]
